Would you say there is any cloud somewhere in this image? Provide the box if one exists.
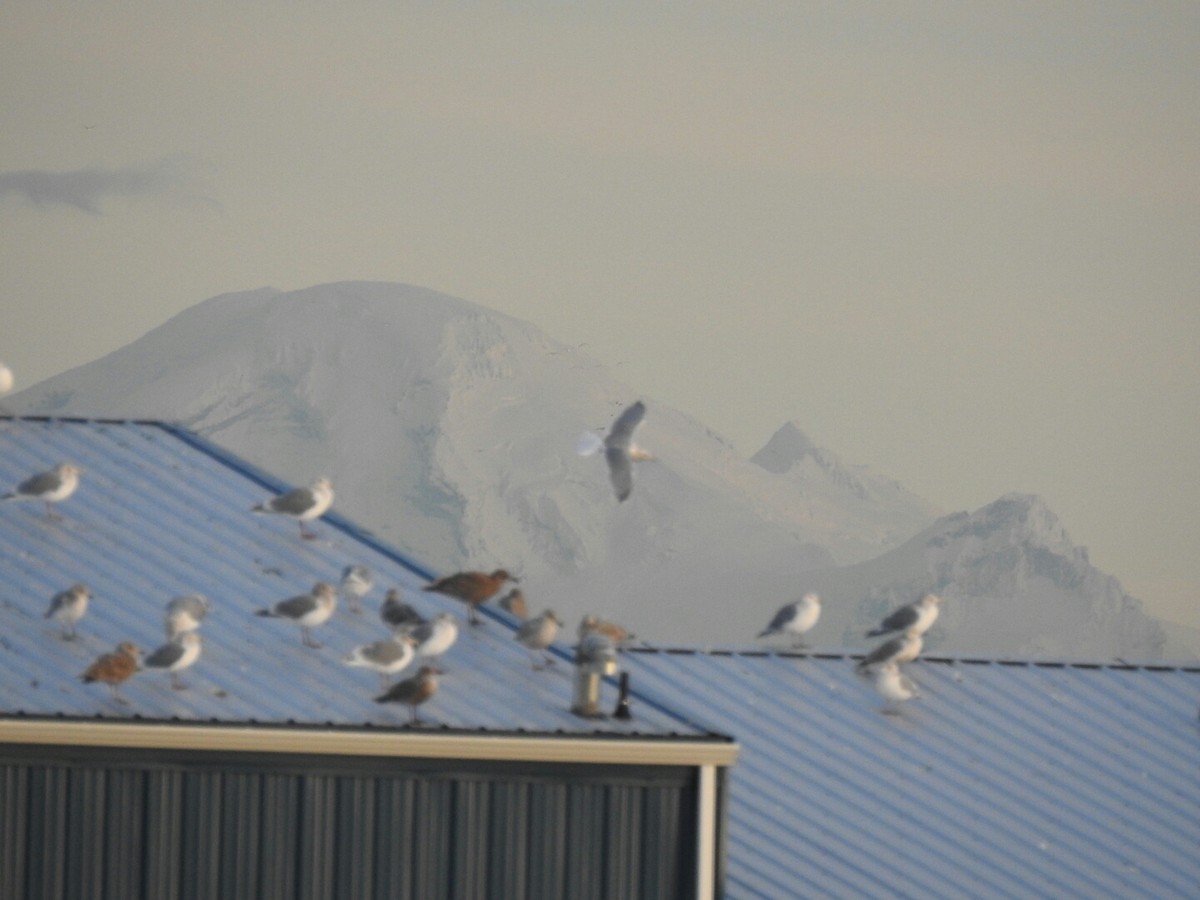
[0,158,214,214]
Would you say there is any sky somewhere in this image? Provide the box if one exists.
[2,2,1197,628]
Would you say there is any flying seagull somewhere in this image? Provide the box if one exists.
[874,661,920,713]
[423,569,516,625]
[867,593,941,638]
[164,594,210,641]
[375,665,441,725]
[0,361,12,411]
[515,609,563,669]
[857,626,924,672]
[757,593,822,649]
[3,462,82,519]
[45,583,92,640]
[577,400,652,501]
[256,582,337,648]
[345,634,416,690]
[251,477,334,539]
[143,632,203,690]
[339,564,374,614]
[81,642,140,704]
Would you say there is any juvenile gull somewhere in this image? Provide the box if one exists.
[577,400,652,502]
[339,564,374,615]
[164,594,210,641]
[874,661,920,713]
[81,641,140,704]
[757,593,822,649]
[375,664,441,725]
[409,612,459,663]
[251,477,334,539]
[256,582,337,648]
[578,614,635,644]
[497,588,527,620]
[380,588,426,632]
[423,569,516,625]
[515,610,563,669]
[144,632,202,690]
[45,583,92,640]
[857,626,924,672]
[345,634,415,690]
[3,462,82,519]
[867,593,941,638]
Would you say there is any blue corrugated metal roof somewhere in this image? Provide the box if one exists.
[618,647,1200,899]
[0,417,710,739]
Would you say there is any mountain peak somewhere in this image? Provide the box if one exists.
[750,421,818,474]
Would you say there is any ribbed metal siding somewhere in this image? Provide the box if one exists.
[0,747,700,900]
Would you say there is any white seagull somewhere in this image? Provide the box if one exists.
[251,477,334,539]
[339,564,374,614]
[345,634,416,689]
[165,594,211,640]
[256,582,338,648]
[857,626,924,672]
[3,462,82,519]
[409,612,459,663]
[874,661,920,713]
[515,610,563,669]
[45,583,92,640]
[757,593,822,648]
[144,632,203,690]
[577,400,652,502]
[867,593,941,638]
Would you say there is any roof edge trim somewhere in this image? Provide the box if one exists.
[0,720,739,767]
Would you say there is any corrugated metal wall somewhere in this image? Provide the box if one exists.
[0,745,700,900]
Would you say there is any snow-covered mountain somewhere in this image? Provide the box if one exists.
[8,282,1179,657]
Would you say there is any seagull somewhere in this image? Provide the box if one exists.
[409,612,459,663]
[423,569,516,625]
[857,626,924,672]
[251,477,334,539]
[515,610,563,669]
[757,593,822,649]
[256,582,337,648]
[3,462,82,519]
[164,594,210,640]
[577,400,652,501]
[497,588,528,620]
[578,614,635,644]
[143,632,203,690]
[874,661,920,713]
[344,634,415,690]
[339,564,374,614]
[81,642,140,704]
[867,593,941,638]
[45,583,92,640]
[0,362,12,411]
[375,665,441,725]
[380,588,426,632]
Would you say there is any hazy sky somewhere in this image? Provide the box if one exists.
[2,3,1197,627]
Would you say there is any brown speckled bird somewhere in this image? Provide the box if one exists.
[374,664,440,724]
[423,569,516,625]
[81,641,140,704]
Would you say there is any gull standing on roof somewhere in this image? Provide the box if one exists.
[867,593,941,638]
[578,614,635,644]
[409,612,459,664]
[45,583,92,640]
[497,588,527,619]
[380,588,426,632]
[339,564,374,614]
[256,582,337,648]
[757,593,822,649]
[874,661,920,713]
[516,610,563,669]
[345,634,415,690]
[81,642,140,704]
[3,462,82,519]
[423,569,516,625]
[375,665,441,725]
[143,632,202,690]
[857,626,924,672]
[251,477,334,539]
[165,594,210,640]
[577,400,652,502]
